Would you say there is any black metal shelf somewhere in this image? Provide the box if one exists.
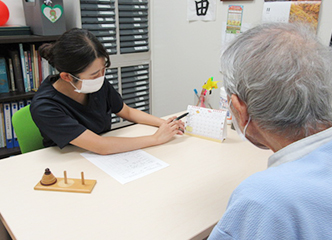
[0,147,21,159]
[0,91,36,103]
[0,35,59,44]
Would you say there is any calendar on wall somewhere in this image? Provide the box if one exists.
[262,1,321,31]
[185,105,227,142]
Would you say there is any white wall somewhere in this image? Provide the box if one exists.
[151,0,332,117]
[3,0,332,117]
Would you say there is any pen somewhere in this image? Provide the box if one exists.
[174,112,189,121]
[194,89,200,99]
[194,89,201,106]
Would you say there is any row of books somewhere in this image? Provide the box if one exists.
[0,43,57,94]
[0,100,32,149]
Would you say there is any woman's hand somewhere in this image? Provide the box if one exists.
[153,117,183,144]
[173,118,185,135]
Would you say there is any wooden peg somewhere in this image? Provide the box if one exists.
[81,172,85,185]
[64,171,67,184]
[35,170,97,193]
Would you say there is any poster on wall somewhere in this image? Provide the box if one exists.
[187,0,217,21]
[262,0,321,31]
[221,5,251,47]
[226,5,244,34]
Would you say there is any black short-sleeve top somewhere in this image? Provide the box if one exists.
[30,76,124,149]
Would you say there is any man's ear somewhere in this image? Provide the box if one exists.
[230,94,249,128]
[59,72,72,83]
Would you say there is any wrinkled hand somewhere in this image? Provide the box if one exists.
[154,117,182,144]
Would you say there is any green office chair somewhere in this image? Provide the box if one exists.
[12,105,44,154]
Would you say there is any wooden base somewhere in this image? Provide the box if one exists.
[34,178,97,193]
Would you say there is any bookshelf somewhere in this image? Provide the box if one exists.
[0,34,59,159]
[0,35,59,44]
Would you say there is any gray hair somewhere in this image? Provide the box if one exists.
[221,22,332,138]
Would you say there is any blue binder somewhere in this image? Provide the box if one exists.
[11,102,19,147]
[3,103,13,148]
[18,100,25,109]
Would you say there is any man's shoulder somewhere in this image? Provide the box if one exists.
[234,165,289,194]
[231,153,332,210]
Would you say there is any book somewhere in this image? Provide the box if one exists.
[0,57,9,93]
[37,53,43,85]
[0,103,5,148]
[19,43,29,92]
[3,103,13,148]
[18,100,25,109]
[7,58,16,91]
[23,50,31,92]
[11,102,19,147]
[26,50,33,91]
[41,58,50,80]
[8,49,24,92]
[31,44,39,90]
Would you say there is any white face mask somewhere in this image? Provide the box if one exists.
[69,74,105,94]
[228,99,269,150]
[228,99,250,141]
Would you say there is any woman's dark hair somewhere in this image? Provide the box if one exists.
[38,28,110,77]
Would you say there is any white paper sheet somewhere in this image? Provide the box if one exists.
[187,0,217,22]
[81,150,169,184]
[221,22,252,47]
[262,2,291,23]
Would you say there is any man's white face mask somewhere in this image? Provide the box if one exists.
[228,99,250,141]
[228,99,269,150]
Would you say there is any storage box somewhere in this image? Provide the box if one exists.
[22,0,66,36]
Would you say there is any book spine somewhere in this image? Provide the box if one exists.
[8,50,24,93]
[41,58,50,80]
[31,44,39,90]
[27,50,34,91]
[11,102,19,148]
[0,103,5,148]
[8,58,16,92]
[24,50,31,92]
[18,100,25,109]
[38,53,43,86]
[3,103,13,148]
[19,43,29,92]
[0,57,9,93]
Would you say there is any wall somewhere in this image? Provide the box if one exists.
[151,0,332,117]
[3,0,332,117]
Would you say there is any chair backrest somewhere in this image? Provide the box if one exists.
[12,105,44,154]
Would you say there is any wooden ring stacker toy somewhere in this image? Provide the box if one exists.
[34,168,97,193]
[40,168,57,186]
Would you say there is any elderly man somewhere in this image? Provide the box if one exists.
[208,23,332,239]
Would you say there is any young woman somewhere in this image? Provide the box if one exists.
[30,28,184,155]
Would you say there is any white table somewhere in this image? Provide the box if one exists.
[0,114,272,240]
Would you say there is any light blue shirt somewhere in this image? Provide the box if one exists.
[208,127,332,240]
